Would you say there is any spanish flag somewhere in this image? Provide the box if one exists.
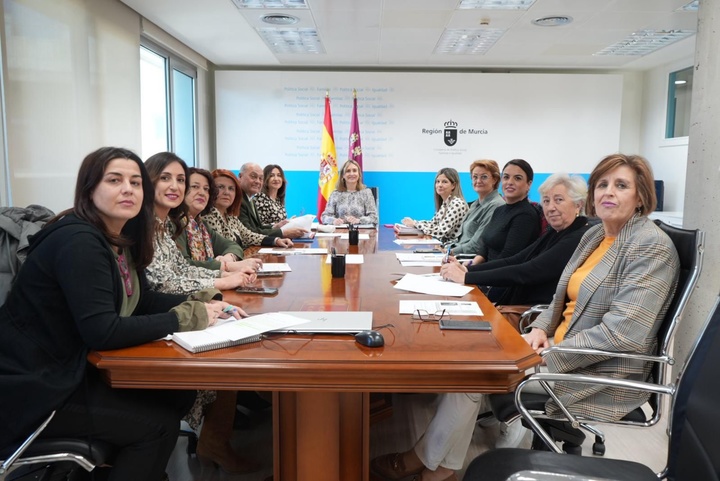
[317,92,338,221]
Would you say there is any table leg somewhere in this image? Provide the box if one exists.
[274,391,369,481]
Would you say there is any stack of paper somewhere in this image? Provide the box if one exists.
[394,223,423,235]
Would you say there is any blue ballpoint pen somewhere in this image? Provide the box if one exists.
[443,246,451,263]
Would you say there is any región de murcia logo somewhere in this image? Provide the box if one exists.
[421,120,488,146]
[443,120,458,146]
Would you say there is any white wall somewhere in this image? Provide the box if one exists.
[640,58,694,213]
[0,0,212,212]
[216,71,624,175]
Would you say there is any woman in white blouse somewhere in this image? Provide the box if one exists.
[321,160,378,225]
[400,167,469,244]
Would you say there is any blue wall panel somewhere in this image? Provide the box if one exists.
[259,170,589,224]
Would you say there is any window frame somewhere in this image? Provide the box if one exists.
[140,38,198,165]
[665,65,693,140]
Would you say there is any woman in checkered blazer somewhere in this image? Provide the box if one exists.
[526,153,680,422]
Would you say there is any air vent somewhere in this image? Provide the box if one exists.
[261,14,299,25]
[532,16,573,27]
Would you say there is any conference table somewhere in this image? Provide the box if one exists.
[88,227,540,481]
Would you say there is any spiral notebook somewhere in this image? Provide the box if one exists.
[172,313,310,353]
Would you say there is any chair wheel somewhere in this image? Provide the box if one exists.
[592,442,606,456]
[186,433,198,456]
[563,442,582,455]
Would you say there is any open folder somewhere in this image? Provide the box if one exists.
[171,313,309,353]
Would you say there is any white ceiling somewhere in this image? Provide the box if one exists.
[119,0,698,71]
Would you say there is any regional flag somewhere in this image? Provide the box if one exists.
[348,89,363,168]
[318,92,338,221]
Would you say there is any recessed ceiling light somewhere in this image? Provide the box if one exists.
[261,14,299,25]
[256,28,325,54]
[532,16,572,27]
[230,0,307,9]
[458,0,536,10]
[594,29,695,56]
[434,28,506,55]
[676,1,699,12]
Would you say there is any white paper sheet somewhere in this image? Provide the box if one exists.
[399,300,483,316]
[257,248,329,255]
[324,254,364,264]
[257,263,292,272]
[395,253,444,267]
[393,273,474,297]
[339,233,370,240]
[393,238,442,245]
[283,214,315,232]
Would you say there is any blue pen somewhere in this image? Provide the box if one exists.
[443,246,451,263]
[223,306,235,314]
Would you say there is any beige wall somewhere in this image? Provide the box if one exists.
[0,0,211,213]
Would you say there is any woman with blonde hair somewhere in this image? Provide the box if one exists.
[321,159,378,225]
[400,167,468,244]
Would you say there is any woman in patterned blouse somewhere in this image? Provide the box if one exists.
[144,155,255,296]
[204,169,293,249]
[180,167,262,272]
[143,153,261,474]
[254,164,288,225]
[320,160,378,225]
[400,167,469,244]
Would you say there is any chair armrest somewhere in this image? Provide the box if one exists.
[519,304,549,332]
[540,345,675,366]
[513,372,675,453]
[1,411,56,473]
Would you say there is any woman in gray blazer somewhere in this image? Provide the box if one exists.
[525,153,680,422]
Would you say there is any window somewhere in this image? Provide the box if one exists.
[140,40,197,165]
[666,66,693,139]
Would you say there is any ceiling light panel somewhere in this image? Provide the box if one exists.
[458,0,536,10]
[434,28,506,55]
[594,29,695,56]
[256,28,325,54]
[230,0,307,9]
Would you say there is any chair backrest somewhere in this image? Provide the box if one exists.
[666,296,720,481]
[368,186,379,218]
[641,221,703,422]
[652,221,704,383]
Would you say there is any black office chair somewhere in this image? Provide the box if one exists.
[0,411,116,480]
[487,220,704,455]
[368,186,379,218]
[464,294,720,481]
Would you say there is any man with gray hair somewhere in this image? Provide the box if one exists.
[238,162,306,238]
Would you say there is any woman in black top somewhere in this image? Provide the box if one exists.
[0,147,240,481]
[441,173,590,329]
[468,159,541,265]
